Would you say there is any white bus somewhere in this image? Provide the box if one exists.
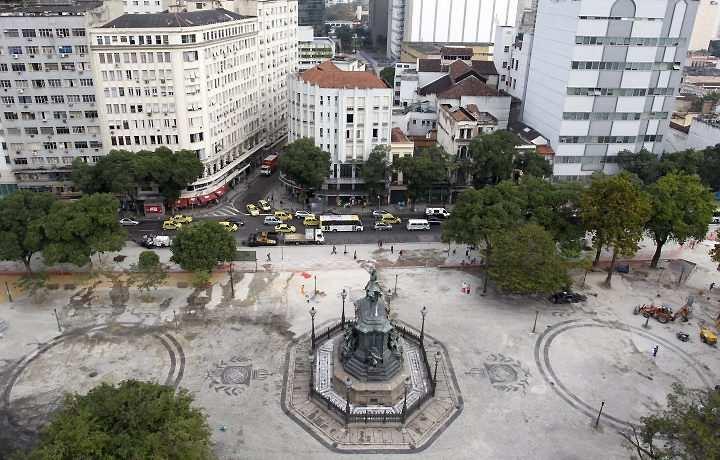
[406,219,430,230]
[319,214,364,232]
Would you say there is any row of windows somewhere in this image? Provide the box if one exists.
[108,118,177,130]
[554,156,621,164]
[104,86,175,98]
[3,28,84,38]
[4,45,88,55]
[1,95,94,104]
[98,51,172,64]
[559,135,662,144]
[3,110,97,119]
[571,61,680,71]
[574,36,684,47]
[0,62,90,72]
[562,111,669,120]
[95,34,169,46]
[105,103,177,114]
[567,87,675,96]
[4,125,97,137]
[110,134,179,147]
[0,78,92,88]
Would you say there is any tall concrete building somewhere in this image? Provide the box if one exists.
[90,9,264,197]
[297,0,324,28]
[0,0,121,194]
[522,0,698,180]
[288,61,392,203]
[689,0,720,51]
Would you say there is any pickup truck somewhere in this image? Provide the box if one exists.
[246,231,278,247]
[282,229,325,245]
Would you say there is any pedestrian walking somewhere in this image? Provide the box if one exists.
[465,249,470,257]
[710,282,715,292]
[399,249,403,256]
[332,245,337,255]
[380,240,383,248]
[266,253,271,262]
[390,245,394,254]
[353,250,357,260]
[377,240,381,248]
[301,284,305,295]
[652,345,659,357]
[452,248,456,255]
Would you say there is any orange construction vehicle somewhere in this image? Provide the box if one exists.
[633,304,675,323]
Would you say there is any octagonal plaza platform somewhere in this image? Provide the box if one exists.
[281,319,463,453]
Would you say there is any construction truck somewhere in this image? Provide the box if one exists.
[246,231,278,247]
[282,229,325,245]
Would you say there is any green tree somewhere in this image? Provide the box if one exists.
[335,26,354,52]
[487,223,570,295]
[645,173,715,268]
[514,150,552,179]
[142,147,204,212]
[379,66,395,87]
[170,221,236,274]
[394,146,448,206]
[25,380,213,460]
[279,138,331,192]
[621,383,720,459]
[71,150,138,203]
[0,191,55,274]
[43,194,126,267]
[616,149,664,184]
[468,130,520,187]
[360,145,389,205]
[127,251,167,297]
[580,173,651,286]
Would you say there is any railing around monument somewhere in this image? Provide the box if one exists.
[308,320,437,424]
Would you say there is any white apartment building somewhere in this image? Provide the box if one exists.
[123,0,167,14]
[90,9,263,197]
[0,0,122,194]
[237,0,299,148]
[689,0,720,51]
[522,0,698,180]
[288,61,392,203]
[297,25,335,70]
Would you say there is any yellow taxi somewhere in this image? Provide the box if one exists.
[303,216,320,227]
[162,220,182,230]
[171,214,193,224]
[257,199,272,212]
[274,210,293,221]
[246,204,260,216]
[378,213,401,225]
[275,224,296,233]
[218,221,239,232]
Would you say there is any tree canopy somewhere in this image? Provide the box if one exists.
[0,191,56,274]
[624,383,720,459]
[43,193,126,267]
[25,380,213,460]
[618,147,720,191]
[359,145,389,205]
[170,220,236,273]
[468,130,519,187]
[488,223,570,295]
[645,173,715,268]
[279,138,331,191]
[394,146,448,204]
[128,251,167,296]
[514,150,553,179]
[379,67,395,87]
[581,173,650,286]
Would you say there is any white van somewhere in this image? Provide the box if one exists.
[425,207,450,218]
[406,219,431,231]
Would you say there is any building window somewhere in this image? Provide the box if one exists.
[346,113,353,123]
[21,29,36,38]
[181,34,196,43]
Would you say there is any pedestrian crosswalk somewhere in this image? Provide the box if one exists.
[206,204,243,217]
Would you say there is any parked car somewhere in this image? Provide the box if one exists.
[162,220,183,231]
[275,224,296,233]
[303,216,320,227]
[427,217,443,226]
[372,209,391,218]
[171,214,193,224]
[295,210,314,219]
[425,207,451,218]
[274,210,293,221]
[257,199,272,212]
[246,204,260,216]
[549,291,587,304]
[264,215,282,225]
[374,222,392,231]
[377,213,401,224]
[228,218,245,226]
[218,221,239,232]
[119,217,140,226]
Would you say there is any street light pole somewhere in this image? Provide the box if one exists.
[229,263,235,299]
[420,306,427,345]
[344,376,352,426]
[531,310,539,333]
[595,401,605,427]
[401,376,411,424]
[341,288,347,327]
[432,351,441,396]
[309,306,317,350]
[394,274,398,295]
[314,275,317,295]
[53,308,62,332]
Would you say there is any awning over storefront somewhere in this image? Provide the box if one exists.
[213,184,229,198]
[188,196,199,206]
[175,198,189,209]
[198,193,217,205]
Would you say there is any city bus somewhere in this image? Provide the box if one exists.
[319,214,364,232]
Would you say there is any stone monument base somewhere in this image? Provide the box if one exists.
[331,337,409,405]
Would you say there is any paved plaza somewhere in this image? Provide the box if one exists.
[0,239,719,459]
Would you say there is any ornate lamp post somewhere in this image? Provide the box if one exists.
[228,263,235,298]
[401,376,411,424]
[420,306,428,345]
[344,376,352,426]
[341,288,347,327]
[309,306,317,350]
[308,350,315,399]
[432,351,441,396]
